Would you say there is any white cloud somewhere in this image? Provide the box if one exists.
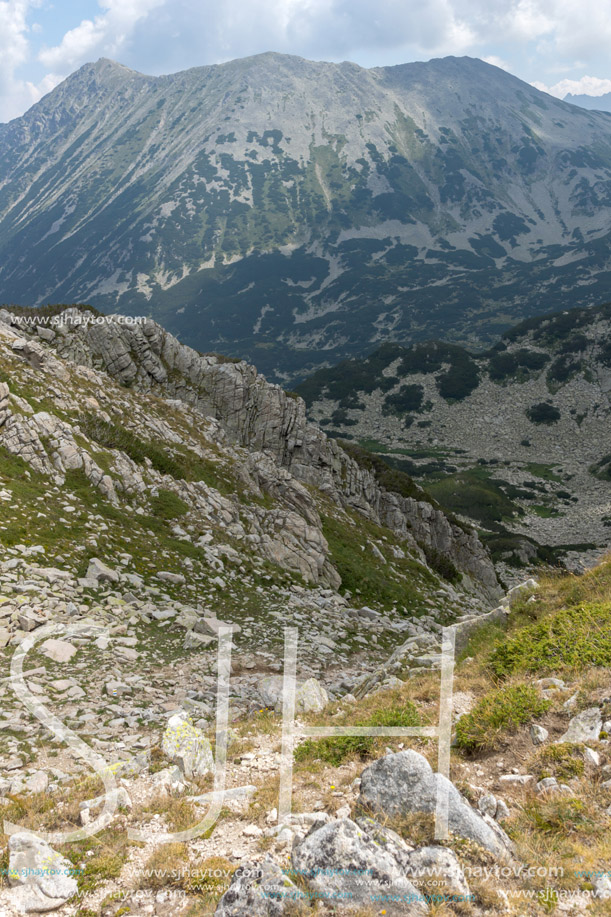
[482,55,511,71]
[533,75,611,99]
[0,0,34,120]
[38,0,165,73]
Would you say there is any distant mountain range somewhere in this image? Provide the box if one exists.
[565,92,611,113]
[1,53,611,380]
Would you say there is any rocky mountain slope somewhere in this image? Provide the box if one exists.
[0,304,500,673]
[298,301,611,571]
[1,55,611,378]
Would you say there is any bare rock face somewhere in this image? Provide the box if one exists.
[45,313,499,600]
[161,713,214,778]
[358,750,514,861]
[558,707,603,744]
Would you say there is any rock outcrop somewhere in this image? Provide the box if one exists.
[358,750,514,861]
[14,310,498,599]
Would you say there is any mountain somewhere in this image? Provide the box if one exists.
[2,304,611,911]
[565,92,611,113]
[1,54,611,379]
[297,300,611,571]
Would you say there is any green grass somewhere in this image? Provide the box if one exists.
[425,466,523,526]
[525,463,564,483]
[490,601,611,676]
[531,504,562,518]
[454,683,551,753]
[321,510,434,610]
[294,701,421,766]
[149,489,189,520]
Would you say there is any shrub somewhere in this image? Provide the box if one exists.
[80,414,185,478]
[454,683,551,753]
[531,743,585,781]
[490,602,611,676]
[383,383,424,415]
[526,403,561,425]
[547,355,582,384]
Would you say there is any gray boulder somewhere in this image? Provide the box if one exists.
[215,857,302,915]
[358,751,513,860]
[558,707,602,743]
[530,724,549,746]
[295,678,328,714]
[291,818,428,914]
[7,832,78,912]
[161,713,214,778]
[258,675,285,711]
[405,846,470,900]
[85,557,119,584]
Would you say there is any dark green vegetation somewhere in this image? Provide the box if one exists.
[2,55,611,378]
[298,300,611,411]
[298,341,481,408]
[526,402,561,425]
[590,454,611,481]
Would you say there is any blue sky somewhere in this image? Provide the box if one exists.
[1,0,611,122]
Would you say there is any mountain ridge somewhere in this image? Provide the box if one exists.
[1,52,611,378]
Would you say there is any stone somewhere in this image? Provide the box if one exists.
[258,675,285,712]
[530,724,549,746]
[161,713,214,778]
[558,707,602,744]
[478,794,498,818]
[7,832,78,911]
[25,771,49,794]
[358,751,514,860]
[157,571,185,585]
[295,678,328,714]
[498,774,535,787]
[86,557,119,584]
[40,639,77,663]
[405,846,470,900]
[495,799,510,820]
[292,818,428,915]
[80,787,132,813]
[583,747,600,767]
[594,875,611,899]
[215,857,303,915]
[183,629,215,650]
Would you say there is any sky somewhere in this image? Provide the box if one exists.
[1,0,611,123]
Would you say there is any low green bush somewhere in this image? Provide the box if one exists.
[454,683,551,753]
[490,602,611,676]
[150,489,189,520]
